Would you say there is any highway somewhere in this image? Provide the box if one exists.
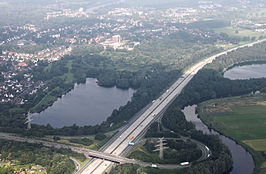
[79,39,266,174]
[0,39,265,174]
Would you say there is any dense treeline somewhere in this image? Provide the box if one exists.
[129,120,201,164]
[109,34,266,174]
[161,102,232,174]
[189,20,230,29]
[0,139,86,174]
[175,69,266,108]
[0,52,181,136]
[159,139,202,163]
[110,88,233,174]
[158,42,266,173]
[145,122,179,138]
[207,41,266,72]
[157,42,266,173]
[129,138,201,164]
[2,31,266,141]
[29,68,179,136]
[0,22,242,135]
[111,72,235,173]
[0,167,13,174]
[173,41,266,109]
[69,138,93,146]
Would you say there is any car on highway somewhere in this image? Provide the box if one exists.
[128,142,135,146]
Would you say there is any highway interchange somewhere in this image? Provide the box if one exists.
[0,39,265,174]
[0,132,192,169]
[78,39,266,174]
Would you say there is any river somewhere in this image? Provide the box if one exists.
[183,105,255,174]
[224,63,266,80]
[31,78,134,128]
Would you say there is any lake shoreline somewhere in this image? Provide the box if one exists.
[31,78,134,128]
[224,63,266,80]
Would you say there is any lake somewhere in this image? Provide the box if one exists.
[31,78,135,128]
[224,64,266,80]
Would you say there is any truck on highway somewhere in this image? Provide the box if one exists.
[128,142,135,146]
[151,164,158,168]
[205,145,210,151]
[180,162,190,166]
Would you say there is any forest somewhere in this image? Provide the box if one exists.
[0,139,86,174]
[0,18,256,136]
[109,41,266,174]
[2,41,266,138]
[0,49,183,136]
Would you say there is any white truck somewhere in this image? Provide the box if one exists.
[180,162,190,166]
[151,164,158,168]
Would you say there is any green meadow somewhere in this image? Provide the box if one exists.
[198,94,266,174]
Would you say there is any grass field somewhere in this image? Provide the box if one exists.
[198,93,266,174]
[262,162,266,168]
[125,0,195,7]
[214,26,265,39]
[42,132,114,150]
[128,140,162,163]
[62,60,74,83]
[32,60,74,113]
[207,105,266,140]
[31,94,57,112]
[244,139,266,151]
[259,169,266,174]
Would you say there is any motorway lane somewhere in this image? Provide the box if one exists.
[81,81,189,172]
[81,56,206,173]
[99,103,153,152]
[78,73,193,173]
[82,39,266,174]
[81,160,105,174]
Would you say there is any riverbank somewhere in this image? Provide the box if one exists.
[197,94,266,174]
[183,105,254,174]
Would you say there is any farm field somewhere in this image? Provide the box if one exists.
[214,26,265,39]
[198,93,266,174]
[124,0,195,7]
